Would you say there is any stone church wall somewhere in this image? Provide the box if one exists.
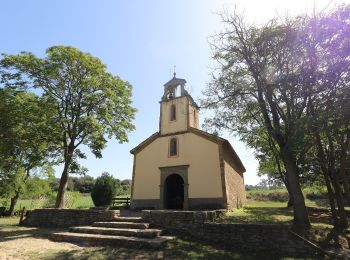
[224,161,246,208]
[223,145,246,208]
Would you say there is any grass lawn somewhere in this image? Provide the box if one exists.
[220,198,350,256]
[0,216,311,260]
[222,200,294,224]
[0,193,132,212]
[221,199,335,228]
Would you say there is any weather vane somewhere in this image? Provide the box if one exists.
[173,65,176,78]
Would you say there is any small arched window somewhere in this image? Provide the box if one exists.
[170,104,176,121]
[169,138,178,156]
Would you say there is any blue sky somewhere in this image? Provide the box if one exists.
[1,0,347,184]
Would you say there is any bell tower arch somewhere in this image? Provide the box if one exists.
[159,74,200,135]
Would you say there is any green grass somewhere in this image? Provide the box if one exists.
[0,216,20,227]
[247,188,287,194]
[0,193,131,212]
[246,188,331,209]
[221,200,294,224]
[70,193,94,209]
[220,199,335,232]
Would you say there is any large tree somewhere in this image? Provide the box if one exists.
[203,5,350,229]
[0,46,136,208]
[0,88,54,215]
[203,12,312,229]
[304,5,350,228]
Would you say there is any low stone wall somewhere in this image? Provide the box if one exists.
[142,210,226,228]
[142,210,322,257]
[22,209,120,228]
[188,223,322,256]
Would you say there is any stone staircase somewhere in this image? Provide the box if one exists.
[50,216,174,248]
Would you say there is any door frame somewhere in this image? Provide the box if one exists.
[159,165,189,210]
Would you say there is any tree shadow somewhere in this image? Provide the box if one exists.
[42,235,295,260]
[313,226,350,258]
[307,207,333,226]
[223,206,294,224]
[0,225,67,242]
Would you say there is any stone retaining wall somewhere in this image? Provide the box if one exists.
[22,209,120,228]
[188,223,322,257]
[142,210,323,257]
[142,210,226,228]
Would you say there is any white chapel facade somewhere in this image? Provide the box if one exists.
[130,75,246,210]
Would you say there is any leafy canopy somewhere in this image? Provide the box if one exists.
[0,46,136,162]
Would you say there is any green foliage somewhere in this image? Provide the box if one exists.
[24,177,53,199]
[118,179,131,195]
[203,5,350,228]
[70,175,95,193]
[71,193,94,209]
[0,192,95,210]
[49,175,130,195]
[0,46,136,208]
[247,190,289,202]
[0,88,55,199]
[91,172,118,207]
[0,45,136,160]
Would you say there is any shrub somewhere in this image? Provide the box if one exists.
[91,172,118,207]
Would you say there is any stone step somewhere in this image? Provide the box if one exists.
[50,232,174,248]
[93,221,149,229]
[70,226,161,238]
[113,216,143,223]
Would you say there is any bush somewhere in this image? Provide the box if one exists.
[91,173,118,207]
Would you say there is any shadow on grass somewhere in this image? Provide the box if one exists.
[0,223,67,243]
[310,198,330,208]
[319,227,350,249]
[40,234,300,260]
[222,206,294,224]
[223,206,335,228]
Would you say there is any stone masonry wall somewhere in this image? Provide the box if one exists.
[22,209,120,228]
[142,210,322,258]
[142,210,226,229]
[223,144,246,209]
[188,223,321,257]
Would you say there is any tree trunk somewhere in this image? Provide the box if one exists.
[331,172,348,228]
[338,124,350,201]
[55,146,73,208]
[286,188,294,207]
[326,128,348,228]
[323,172,338,226]
[8,191,20,216]
[8,169,30,216]
[283,179,294,207]
[339,168,350,202]
[281,147,311,230]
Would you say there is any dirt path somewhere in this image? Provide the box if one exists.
[0,237,83,259]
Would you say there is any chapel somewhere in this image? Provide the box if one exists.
[130,75,246,210]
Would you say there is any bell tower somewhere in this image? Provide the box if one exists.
[159,74,200,135]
